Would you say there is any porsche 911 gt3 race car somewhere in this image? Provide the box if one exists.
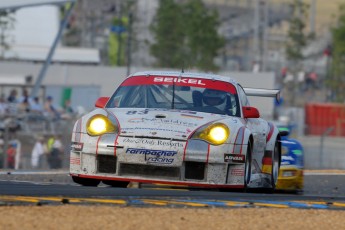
[276,126,304,193]
[70,71,283,192]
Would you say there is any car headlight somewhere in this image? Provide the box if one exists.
[86,114,117,136]
[191,123,230,145]
[281,170,296,177]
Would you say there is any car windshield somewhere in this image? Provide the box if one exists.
[106,75,240,117]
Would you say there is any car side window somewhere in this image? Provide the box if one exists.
[238,86,250,107]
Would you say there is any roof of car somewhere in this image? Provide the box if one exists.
[130,71,239,85]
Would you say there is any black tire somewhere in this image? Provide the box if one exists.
[102,180,129,188]
[269,141,280,192]
[244,142,252,192]
[72,176,100,187]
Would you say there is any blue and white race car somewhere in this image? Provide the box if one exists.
[70,71,283,192]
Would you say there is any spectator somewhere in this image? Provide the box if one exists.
[6,141,17,169]
[61,99,75,119]
[31,136,46,169]
[30,97,44,114]
[7,89,18,103]
[18,89,33,112]
[7,89,19,115]
[44,96,60,119]
[47,135,63,169]
[0,94,9,116]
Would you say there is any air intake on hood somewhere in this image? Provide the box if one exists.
[155,114,166,118]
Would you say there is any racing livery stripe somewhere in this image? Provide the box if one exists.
[121,76,237,94]
[206,144,210,163]
[75,118,82,143]
[107,110,121,156]
[183,141,189,161]
[266,122,274,142]
[96,136,102,155]
[75,174,245,188]
[233,127,245,154]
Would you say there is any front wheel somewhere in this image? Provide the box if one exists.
[72,176,100,187]
[244,142,252,191]
[270,141,280,192]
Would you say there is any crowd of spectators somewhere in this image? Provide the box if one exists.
[0,88,77,170]
[0,88,76,120]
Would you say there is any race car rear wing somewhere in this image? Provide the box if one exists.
[243,88,280,102]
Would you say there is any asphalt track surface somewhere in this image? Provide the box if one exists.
[0,171,345,209]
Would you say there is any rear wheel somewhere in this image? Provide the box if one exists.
[102,180,129,188]
[72,176,100,187]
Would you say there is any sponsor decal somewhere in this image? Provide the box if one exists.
[121,127,188,135]
[224,154,245,163]
[71,142,83,151]
[128,118,198,127]
[126,148,177,156]
[126,148,177,165]
[126,109,149,115]
[70,157,80,165]
[154,77,206,86]
[231,168,245,176]
[282,156,295,161]
[123,138,184,148]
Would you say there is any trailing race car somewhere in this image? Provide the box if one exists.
[276,125,304,193]
[70,71,283,192]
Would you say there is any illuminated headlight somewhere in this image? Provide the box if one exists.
[86,114,117,136]
[281,170,296,177]
[191,123,230,145]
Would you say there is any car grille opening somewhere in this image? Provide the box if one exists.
[184,162,205,180]
[97,155,117,174]
[119,164,180,179]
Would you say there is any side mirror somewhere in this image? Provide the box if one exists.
[95,97,109,108]
[242,106,260,118]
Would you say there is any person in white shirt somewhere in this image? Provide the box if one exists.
[31,136,46,169]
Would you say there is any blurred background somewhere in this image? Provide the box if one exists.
[0,0,344,171]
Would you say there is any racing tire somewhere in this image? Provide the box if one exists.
[72,176,100,187]
[244,142,252,192]
[269,140,280,193]
[102,180,129,188]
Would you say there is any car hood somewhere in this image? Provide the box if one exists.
[108,108,230,140]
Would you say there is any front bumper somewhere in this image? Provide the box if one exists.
[70,136,247,188]
[276,168,304,191]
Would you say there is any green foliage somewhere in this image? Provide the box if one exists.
[285,0,309,63]
[150,0,225,71]
[329,4,345,102]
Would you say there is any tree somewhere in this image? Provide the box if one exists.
[184,0,225,71]
[0,11,15,59]
[285,0,310,105]
[150,0,224,71]
[285,0,309,62]
[150,0,186,68]
[328,4,345,102]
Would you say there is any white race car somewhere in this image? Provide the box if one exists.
[70,71,282,192]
